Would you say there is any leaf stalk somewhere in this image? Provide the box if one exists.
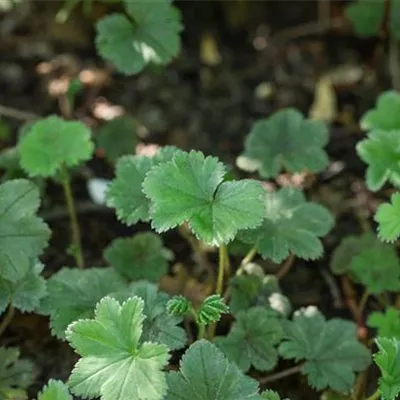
[0,305,15,337]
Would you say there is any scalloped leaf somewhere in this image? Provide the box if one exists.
[19,116,94,178]
[0,179,50,282]
[375,193,400,242]
[166,340,260,400]
[239,187,334,263]
[40,267,126,339]
[368,308,400,339]
[197,295,229,325]
[104,232,173,282]
[240,108,329,178]
[361,91,400,131]
[0,262,46,315]
[37,380,72,400]
[356,130,400,191]
[95,0,183,75]
[215,307,283,372]
[143,151,265,246]
[106,146,180,225]
[279,306,371,392]
[66,296,170,400]
[167,295,191,317]
[346,0,385,37]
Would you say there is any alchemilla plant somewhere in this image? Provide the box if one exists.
[1,0,400,399]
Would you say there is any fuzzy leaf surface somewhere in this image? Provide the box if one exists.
[143,151,265,245]
[375,193,400,242]
[96,116,138,163]
[197,295,229,325]
[40,267,126,339]
[241,108,329,178]
[279,306,371,392]
[346,0,385,37]
[166,340,259,400]
[67,296,170,400]
[361,91,400,131]
[106,146,179,225]
[95,0,182,75]
[104,232,173,282]
[37,380,72,400]
[167,295,191,317]
[350,247,400,294]
[356,130,400,191]
[0,262,46,314]
[374,337,400,400]
[368,308,400,339]
[215,307,283,372]
[229,274,291,317]
[19,116,94,177]
[239,188,334,263]
[0,179,50,282]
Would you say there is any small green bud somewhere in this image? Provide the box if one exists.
[197,294,229,325]
[167,296,191,317]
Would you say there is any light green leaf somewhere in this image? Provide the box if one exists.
[239,187,334,263]
[0,347,35,398]
[96,116,138,163]
[241,108,329,178]
[0,179,50,282]
[167,295,191,317]
[106,146,180,225]
[166,339,260,400]
[374,337,400,400]
[37,379,72,400]
[279,306,371,392]
[368,308,400,339]
[104,232,173,282]
[229,274,291,316]
[66,296,170,400]
[356,130,400,191]
[346,0,385,37]
[375,193,400,242]
[40,267,126,339]
[259,390,281,400]
[95,0,183,75]
[197,294,229,325]
[19,116,94,178]
[0,262,46,314]
[350,246,400,294]
[143,150,265,246]
[215,307,283,372]
[361,91,400,131]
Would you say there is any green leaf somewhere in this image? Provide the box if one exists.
[104,232,173,282]
[346,0,384,37]
[143,150,265,246]
[40,267,126,339]
[197,294,229,325]
[37,380,72,400]
[330,232,380,275]
[361,91,400,131]
[0,262,46,314]
[356,130,400,191]
[350,246,400,294]
[241,108,329,178]
[106,146,179,225]
[66,296,170,400]
[259,390,281,400]
[0,179,50,282]
[368,308,400,339]
[0,347,35,397]
[166,339,260,400]
[375,193,400,242]
[167,295,191,317]
[19,116,94,178]
[374,337,400,400]
[215,307,283,372]
[390,1,400,40]
[279,306,371,392]
[95,0,182,75]
[96,116,138,163]
[239,188,334,263]
[229,274,291,316]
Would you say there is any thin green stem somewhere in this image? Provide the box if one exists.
[216,245,227,295]
[197,323,206,340]
[0,305,15,336]
[359,291,370,316]
[364,389,380,400]
[259,364,302,384]
[236,246,257,276]
[61,165,84,268]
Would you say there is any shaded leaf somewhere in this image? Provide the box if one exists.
[368,308,400,339]
[37,380,72,400]
[346,0,385,37]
